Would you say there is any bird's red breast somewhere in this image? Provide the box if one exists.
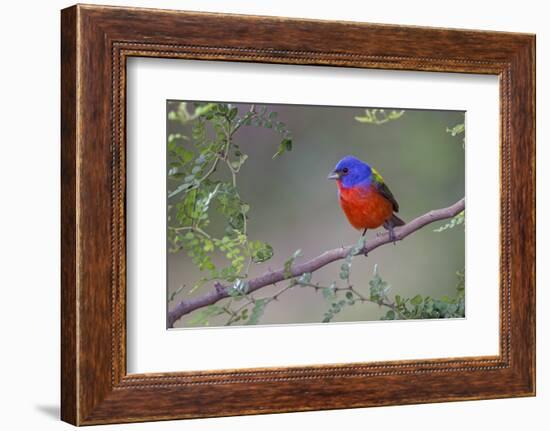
[337,182,394,230]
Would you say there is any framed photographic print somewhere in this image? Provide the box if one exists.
[61,4,536,425]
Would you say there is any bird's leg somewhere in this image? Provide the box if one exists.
[361,228,368,256]
[383,221,397,244]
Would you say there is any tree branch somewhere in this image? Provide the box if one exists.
[168,198,465,327]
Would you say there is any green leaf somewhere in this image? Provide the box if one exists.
[322,283,337,301]
[229,279,249,297]
[284,249,302,277]
[446,123,465,137]
[283,138,292,151]
[249,241,274,263]
[168,284,185,302]
[194,103,217,118]
[340,260,352,277]
[355,109,405,125]
[246,299,269,325]
[169,182,192,199]
[272,138,293,158]
[434,210,465,232]
[297,272,312,284]
[411,295,423,305]
[187,305,224,326]
[228,107,238,120]
[369,264,390,302]
[349,236,366,256]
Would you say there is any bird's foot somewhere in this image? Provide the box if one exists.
[360,228,369,256]
[388,227,397,244]
[383,221,397,244]
[377,230,395,243]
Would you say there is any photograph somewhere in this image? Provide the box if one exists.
[166,101,466,328]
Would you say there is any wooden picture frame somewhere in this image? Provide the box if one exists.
[61,4,535,425]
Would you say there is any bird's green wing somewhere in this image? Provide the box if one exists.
[371,168,400,212]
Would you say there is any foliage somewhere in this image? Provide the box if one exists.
[434,210,464,232]
[355,108,405,125]
[435,117,465,232]
[381,269,465,320]
[312,256,465,323]
[246,299,270,325]
[187,304,225,326]
[167,102,292,295]
[446,122,465,147]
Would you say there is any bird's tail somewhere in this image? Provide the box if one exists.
[390,214,406,227]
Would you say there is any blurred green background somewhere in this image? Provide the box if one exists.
[167,101,465,328]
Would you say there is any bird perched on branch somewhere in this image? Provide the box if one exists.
[328,155,405,242]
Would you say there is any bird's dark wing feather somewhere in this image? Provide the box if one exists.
[372,169,400,212]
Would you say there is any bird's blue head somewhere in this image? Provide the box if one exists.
[328,155,372,189]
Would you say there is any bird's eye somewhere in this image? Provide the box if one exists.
[342,167,349,174]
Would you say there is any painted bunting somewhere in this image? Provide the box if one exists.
[328,155,405,241]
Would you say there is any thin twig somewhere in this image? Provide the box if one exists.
[168,225,212,240]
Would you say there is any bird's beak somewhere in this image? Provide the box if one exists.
[327,171,340,180]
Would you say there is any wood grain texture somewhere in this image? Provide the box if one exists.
[60,5,78,425]
[60,4,536,425]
